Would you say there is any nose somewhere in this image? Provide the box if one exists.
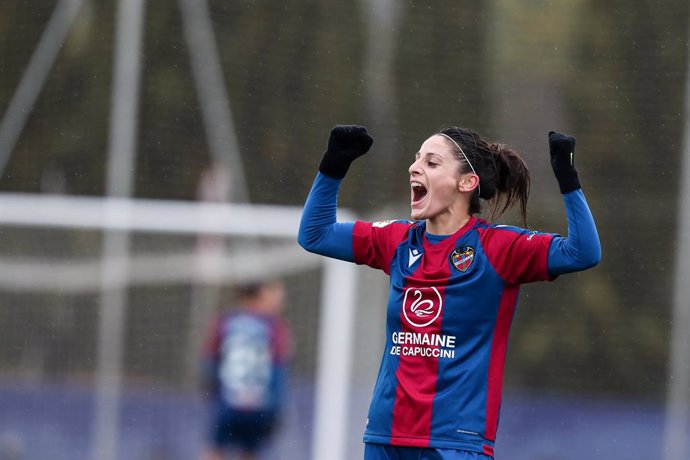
[409,158,421,176]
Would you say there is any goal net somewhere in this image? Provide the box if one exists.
[0,193,374,460]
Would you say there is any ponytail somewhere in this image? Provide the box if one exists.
[488,143,530,226]
[437,127,531,226]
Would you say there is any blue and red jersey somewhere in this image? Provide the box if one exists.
[298,173,600,457]
[354,217,553,456]
[202,310,291,414]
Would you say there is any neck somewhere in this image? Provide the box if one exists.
[426,212,472,235]
[245,301,278,316]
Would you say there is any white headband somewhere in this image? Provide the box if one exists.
[438,132,481,198]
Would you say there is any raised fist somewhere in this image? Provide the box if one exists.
[548,131,580,194]
[319,125,374,179]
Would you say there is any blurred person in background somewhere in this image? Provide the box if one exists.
[298,125,600,459]
[200,278,292,460]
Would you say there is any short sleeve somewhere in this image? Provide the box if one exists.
[352,220,411,274]
[479,226,555,284]
[202,314,223,359]
[273,320,293,364]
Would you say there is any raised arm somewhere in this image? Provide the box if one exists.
[546,131,602,276]
[297,126,373,261]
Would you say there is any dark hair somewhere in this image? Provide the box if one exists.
[234,277,284,300]
[437,126,531,225]
[235,281,265,299]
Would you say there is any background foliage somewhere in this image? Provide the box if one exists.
[0,0,689,401]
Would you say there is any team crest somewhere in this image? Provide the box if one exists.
[450,246,475,272]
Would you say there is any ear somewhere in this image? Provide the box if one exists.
[458,174,480,193]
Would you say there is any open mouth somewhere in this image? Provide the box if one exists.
[411,181,427,204]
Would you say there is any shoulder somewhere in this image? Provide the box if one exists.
[473,221,555,283]
[477,220,541,238]
[480,221,531,234]
[354,219,416,239]
[477,221,555,250]
[214,311,235,331]
[370,219,415,229]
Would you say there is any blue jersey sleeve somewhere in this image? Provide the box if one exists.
[547,189,602,276]
[297,172,356,262]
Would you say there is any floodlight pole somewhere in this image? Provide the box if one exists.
[359,0,403,201]
[0,0,84,175]
[176,0,248,203]
[664,16,690,460]
[90,1,145,460]
[177,0,256,389]
[359,0,402,127]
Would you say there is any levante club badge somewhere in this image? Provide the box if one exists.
[451,246,475,272]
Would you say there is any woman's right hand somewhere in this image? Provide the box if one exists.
[318,125,374,179]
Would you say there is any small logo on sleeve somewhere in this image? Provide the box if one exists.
[450,246,475,272]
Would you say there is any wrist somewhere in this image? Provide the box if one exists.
[318,151,351,179]
[554,168,581,194]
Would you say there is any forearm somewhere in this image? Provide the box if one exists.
[297,172,355,261]
[547,189,601,275]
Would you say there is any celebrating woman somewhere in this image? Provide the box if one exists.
[298,125,600,460]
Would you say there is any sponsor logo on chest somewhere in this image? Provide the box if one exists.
[402,286,442,328]
[393,287,456,359]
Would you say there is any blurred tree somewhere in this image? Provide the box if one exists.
[210,0,368,207]
[0,0,688,399]
[1,1,112,195]
[393,0,492,200]
[506,0,689,397]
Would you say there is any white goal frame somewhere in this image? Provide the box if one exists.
[0,192,358,460]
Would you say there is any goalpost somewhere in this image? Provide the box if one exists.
[0,1,374,458]
[0,193,359,460]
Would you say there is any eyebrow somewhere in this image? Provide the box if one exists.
[415,151,445,160]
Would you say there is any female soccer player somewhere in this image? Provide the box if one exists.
[200,279,292,460]
[298,125,600,460]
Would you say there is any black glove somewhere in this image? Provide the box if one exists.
[318,125,374,179]
[548,131,581,194]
